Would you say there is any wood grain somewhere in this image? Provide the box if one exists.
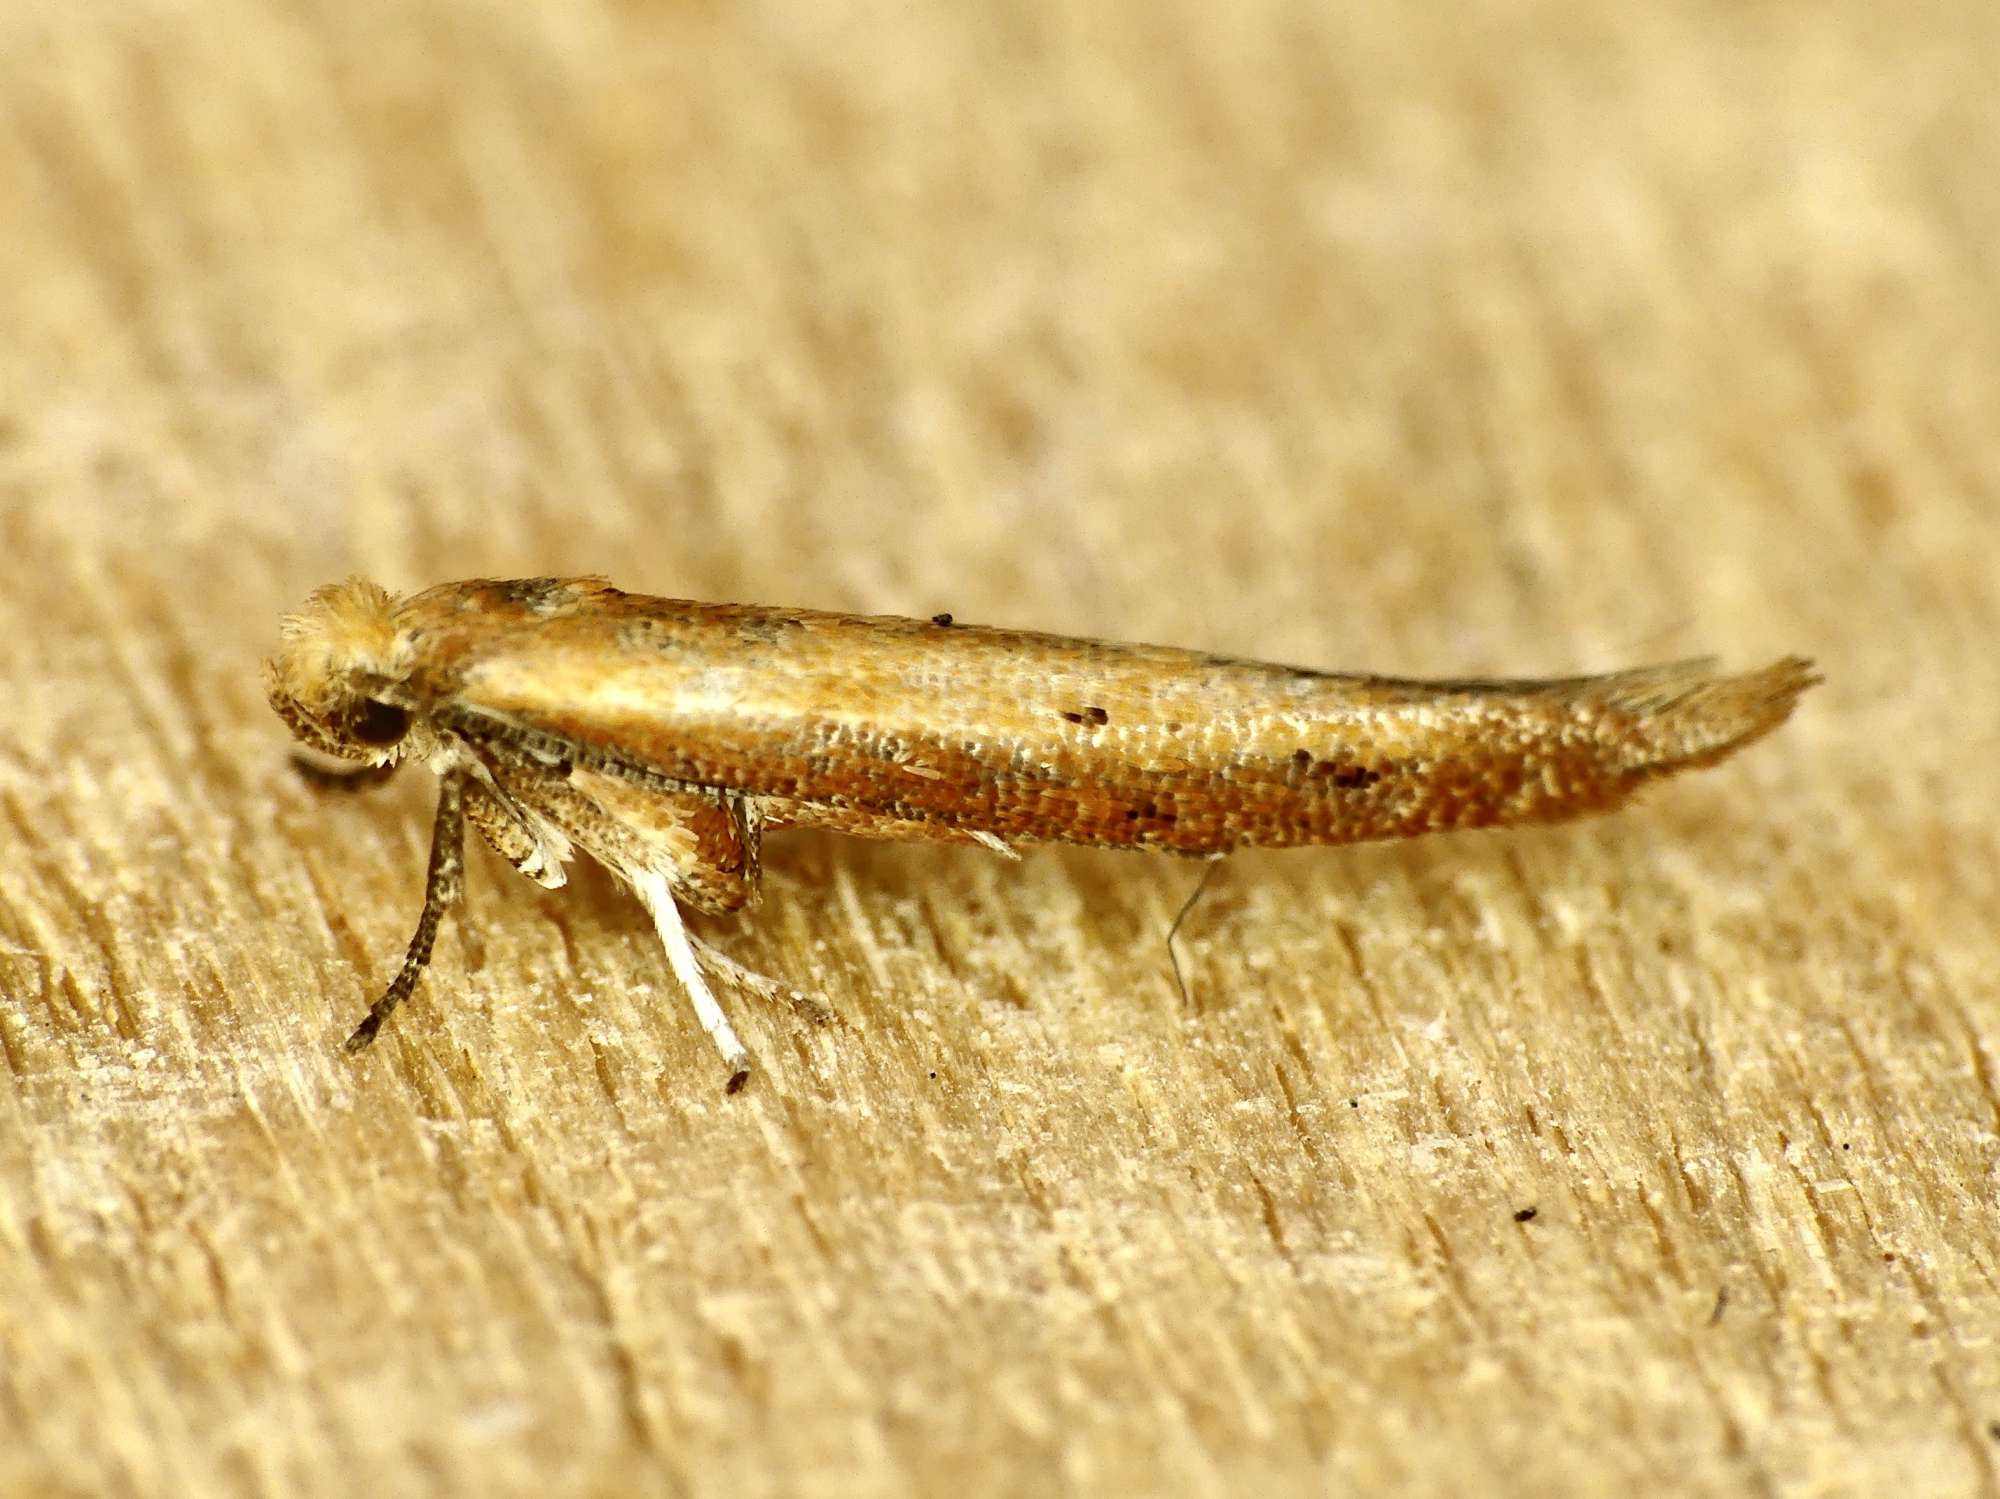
[2,2,1996,1495]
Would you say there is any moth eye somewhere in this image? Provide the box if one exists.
[349,699,411,748]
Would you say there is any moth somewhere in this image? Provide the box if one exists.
[265,576,1817,1089]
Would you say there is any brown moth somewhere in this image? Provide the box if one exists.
[264,576,1818,1089]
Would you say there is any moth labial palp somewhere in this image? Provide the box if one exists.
[265,573,1819,1092]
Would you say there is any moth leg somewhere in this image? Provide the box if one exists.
[344,772,468,1052]
[536,777,802,1078]
[464,778,570,889]
[687,934,836,1029]
[1165,854,1227,1010]
[664,793,761,915]
[668,796,832,1025]
[630,869,753,1093]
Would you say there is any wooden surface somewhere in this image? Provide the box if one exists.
[2,2,1996,1494]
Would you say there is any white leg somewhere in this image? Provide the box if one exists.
[630,870,752,1091]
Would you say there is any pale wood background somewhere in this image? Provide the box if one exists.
[2,2,1996,1495]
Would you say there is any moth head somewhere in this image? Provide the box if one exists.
[264,577,420,764]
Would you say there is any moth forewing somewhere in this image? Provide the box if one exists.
[266,575,1819,1087]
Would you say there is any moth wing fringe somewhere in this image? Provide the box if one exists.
[1569,655,1821,776]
